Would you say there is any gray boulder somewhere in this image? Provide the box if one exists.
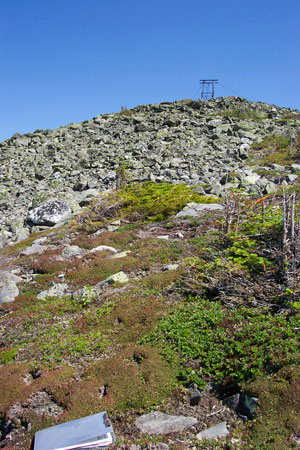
[239,174,260,187]
[263,181,277,194]
[21,243,48,256]
[61,245,85,258]
[176,207,199,218]
[27,199,71,226]
[135,411,197,435]
[0,271,21,304]
[187,202,224,211]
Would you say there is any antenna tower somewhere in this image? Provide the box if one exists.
[199,79,218,100]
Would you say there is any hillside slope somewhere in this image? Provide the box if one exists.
[0,180,300,449]
[0,97,300,449]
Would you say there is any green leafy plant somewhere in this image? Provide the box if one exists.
[78,285,97,307]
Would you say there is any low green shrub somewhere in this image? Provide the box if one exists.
[226,237,271,272]
[142,297,300,388]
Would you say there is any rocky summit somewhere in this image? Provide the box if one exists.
[1,96,299,245]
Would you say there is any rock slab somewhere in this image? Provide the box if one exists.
[135,411,197,435]
[196,422,229,440]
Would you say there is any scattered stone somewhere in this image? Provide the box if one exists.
[20,243,48,256]
[37,283,69,300]
[109,250,131,259]
[135,411,197,435]
[263,181,277,194]
[33,236,48,245]
[107,219,121,232]
[239,174,260,187]
[75,188,100,206]
[61,245,85,258]
[157,235,169,240]
[187,202,224,211]
[72,271,129,301]
[285,174,298,183]
[27,198,71,226]
[0,271,21,304]
[103,271,129,285]
[15,227,30,242]
[176,202,224,218]
[72,285,97,302]
[150,444,169,450]
[291,164,300,172]
[162,264,179,271]
[196,422,229,440]
[176,208,198,218]
[92,219,121,235]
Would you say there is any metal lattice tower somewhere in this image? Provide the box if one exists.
[199,79,218,100]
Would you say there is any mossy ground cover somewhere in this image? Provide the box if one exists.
[1,182,300,449]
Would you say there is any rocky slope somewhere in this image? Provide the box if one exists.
[1,96,299,245]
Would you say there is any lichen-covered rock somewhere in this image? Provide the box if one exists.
[27,199,71,226]
[102,271,129,285]
[37,283,70,300]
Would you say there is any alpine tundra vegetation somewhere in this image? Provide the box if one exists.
[0,97,300,449]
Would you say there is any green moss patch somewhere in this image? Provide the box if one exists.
[116,181,218,222]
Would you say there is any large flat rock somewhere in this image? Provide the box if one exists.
[135,411,197,435]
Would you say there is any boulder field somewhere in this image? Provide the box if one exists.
[1,96,299,245]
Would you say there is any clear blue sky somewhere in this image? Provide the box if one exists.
[1,0,299,142]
